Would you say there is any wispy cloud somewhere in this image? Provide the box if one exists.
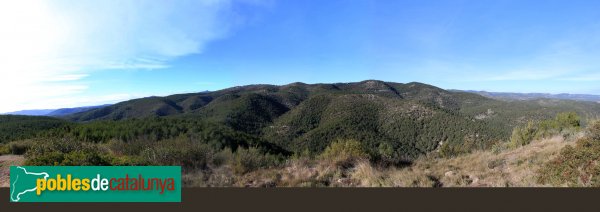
[0,0,269,112]
[561,72,600,81]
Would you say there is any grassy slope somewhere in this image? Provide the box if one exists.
[390,135,575,187]
[201,135,576,187]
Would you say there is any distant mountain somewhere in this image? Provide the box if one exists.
[463,90,600,102]
[46,105,111,117]
[4,109,56,116]
[3,105,110,117]
[67,80,600,157]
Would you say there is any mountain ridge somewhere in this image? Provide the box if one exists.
[3,105,111,117]
[63,80,600,157]
[461,90,600,102]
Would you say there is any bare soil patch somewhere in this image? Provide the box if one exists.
[0,155,25,187]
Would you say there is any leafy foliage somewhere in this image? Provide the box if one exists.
[25,137,113,166]
[231,147,283,174]
[510,112,581,148]
[320,139,369,166]
[537,121,600,186]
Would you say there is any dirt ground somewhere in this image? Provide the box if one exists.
[0,155,25,187]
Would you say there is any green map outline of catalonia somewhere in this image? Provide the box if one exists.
[10,166,49,202]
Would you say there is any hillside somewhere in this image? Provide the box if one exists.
[1,81,600,187]
[221,135,575,187]
[46,105,110,117]
[226,120,599,187]
[0,115,70,143]
[65,80,600,158]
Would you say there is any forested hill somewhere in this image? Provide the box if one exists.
[2,80,599,187]
[60,80,600,157]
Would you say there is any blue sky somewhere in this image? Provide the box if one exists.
[1,0,600,112]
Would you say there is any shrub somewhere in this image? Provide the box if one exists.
[320,139,369,166]
[490,142,508,154]
[212,148,234,167]
[60,149,113,166]
[377,142,394,164]
[25,151,65,166]
[555,112,581,130]
[534,120,560,140]
[231,147,282,174]
[106,139,151,156]
[509,121,537,148]
[7,140,35,155]
[439,136,477,158]
[537,122,600,186]
[375,142,412,167]
[108,155,149,166]
[24,138,114,166]
[537,138,600,186]
[509,112,583,149]
[139,137,215,170]
[587,121,600,141]
[0,144,9,155]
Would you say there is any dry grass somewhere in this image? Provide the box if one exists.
[180,135,578,187]
[0,134,578,188]
[376,135,574,187]
[227,135,573,187]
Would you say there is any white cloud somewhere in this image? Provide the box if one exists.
[0,0,267,113]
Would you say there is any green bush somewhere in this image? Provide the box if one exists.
[60,150,113,166]
[534,119,560,140]
[537,137,600,186]
[509,121,537,148]
[537,121,600,186]
[439,135,479,158]
[320,139,369,166]
[587,121,600,141]
[490,142,508,154]
[6,140,36,155]
[510,112,582,148]
[375,142,413,166]
[0,144,9,155]
[377,143,394,161]
[133,136,218,170]
[212,148,234,167]
[231,147,282,174]
[9,143,29,155]
[555,112,581,130]
[106,139,151,156]
[24,138,113,166]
